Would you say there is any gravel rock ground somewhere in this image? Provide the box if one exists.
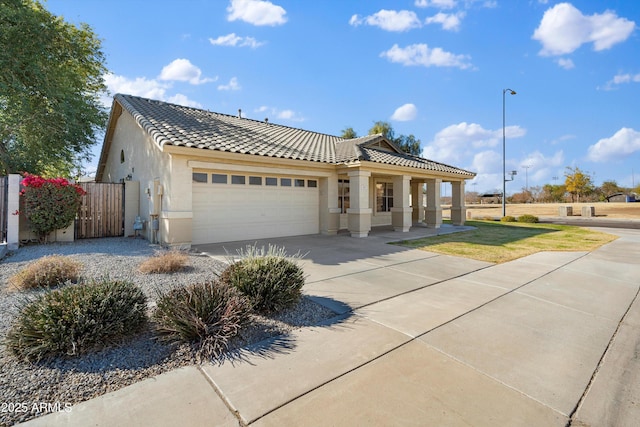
[0,238,336,426]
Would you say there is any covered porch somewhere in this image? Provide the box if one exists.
[319,166,469,238]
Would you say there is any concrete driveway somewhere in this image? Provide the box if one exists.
[23,225,640,427]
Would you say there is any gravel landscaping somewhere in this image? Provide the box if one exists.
[0,237,337,426]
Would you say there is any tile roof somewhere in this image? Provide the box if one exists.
[113,94,475,177]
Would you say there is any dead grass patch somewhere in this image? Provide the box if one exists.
[139,251,189,274]
[9,255,82,290]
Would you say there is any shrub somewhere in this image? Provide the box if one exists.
[9,255,82,290]
[517,214,539,223]
[20,174,86,242]
[6,279,147,362]
[152,281,252,360]
[139,251,189,274]
[500,216,517,222]
[220,244,306,314]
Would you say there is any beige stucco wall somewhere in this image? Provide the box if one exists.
[99,105,470,245]
[100,111,188,246]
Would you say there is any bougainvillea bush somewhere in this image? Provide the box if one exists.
[20,174,86,241]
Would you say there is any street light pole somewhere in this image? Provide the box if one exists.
[502,88,516,218]
[523,164,531,192]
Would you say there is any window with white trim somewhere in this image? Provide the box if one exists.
[338,179,350,213]
[376,182,393,212]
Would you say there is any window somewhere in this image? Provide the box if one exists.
[249,176,262,185]
[212,174,227,184]
[192,172,207,183]
[120,150,125,164]
[376,182,393,212]
[266,177,278,186]
[294,179,305,187]
[281,178,292,187]
[338,179,350,213]
[307,180,317,188]
[231,175,246,185]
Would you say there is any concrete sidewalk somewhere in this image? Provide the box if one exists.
[21,226,640,426]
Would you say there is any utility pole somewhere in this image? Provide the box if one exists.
[523,165,531,192]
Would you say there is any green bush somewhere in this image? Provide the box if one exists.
[6,279,147,362]
[20,174,85,242]
[517,214,539,223]
[500,215,517,222]
[220,244,306,314]
[153,281,252,359]
[9,255,82,290]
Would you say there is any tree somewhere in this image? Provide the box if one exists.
[0,0,108,177]
[529,185,543,203]
[368,121,422,156]
[599,180,623,201]
[542,184,567,203]
[511,190,532,204]
[564,167,594,202]
[340,127,358,139]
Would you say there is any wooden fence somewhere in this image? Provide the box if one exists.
[75,182,125,239]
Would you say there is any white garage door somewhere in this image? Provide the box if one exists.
[192,173,320,244]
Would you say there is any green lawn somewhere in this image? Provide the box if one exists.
[394,220,618,263]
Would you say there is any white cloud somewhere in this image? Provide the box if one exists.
[166,94,202,108]
[587,128,640,162]
[613,73,640,84]
[550,134,576,145]
[102,73,201,108]
[415,0,457,8]
[349,10,421,32]
[159,59,215,85]
[209,33,265,48]
[253,106,304,122]
[556,58,575,69]
[521,150,564,169]
[380,43,473,69]
[422,122,526,164]
[471,150,501,174]
[391,103,417,121]
[425,12,465,31]
[532,3,635,56]
[602,72,640,90]
[227,0,287,26]
[218,77,241,91]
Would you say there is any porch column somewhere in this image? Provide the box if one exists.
[451,180,466,226]
[391,175,412,232]
[425,178,442,228]
[319,176,340,235]
[411,180,425,223]
[347,170,371,237]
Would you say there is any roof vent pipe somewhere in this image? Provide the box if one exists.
[238,108,242,119]
[265,117,269,124]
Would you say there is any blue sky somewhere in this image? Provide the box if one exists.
[46,0,639,194]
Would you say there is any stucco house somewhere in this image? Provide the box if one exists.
[96,94,475,247]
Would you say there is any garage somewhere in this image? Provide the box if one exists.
[192,171,320,244]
